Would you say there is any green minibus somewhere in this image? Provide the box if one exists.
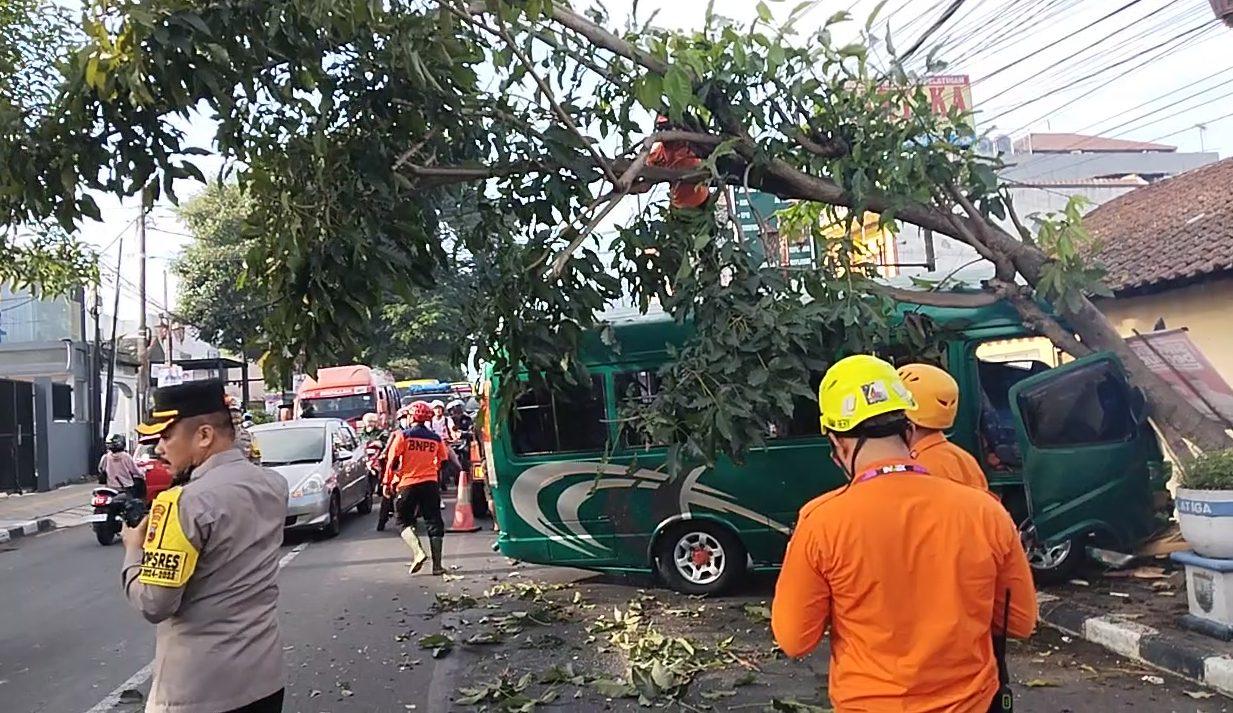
[479,293,1168,595]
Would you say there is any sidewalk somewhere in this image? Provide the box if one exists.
[1038,557,1233,699]
[0,482,96,542]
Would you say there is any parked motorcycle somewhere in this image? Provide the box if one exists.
[86,486,150,546]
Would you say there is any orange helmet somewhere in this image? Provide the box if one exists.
[896,363,959,430]
[410,401,433,423]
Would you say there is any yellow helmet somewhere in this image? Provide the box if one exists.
[818,355,917,433]
[896,363,959,430]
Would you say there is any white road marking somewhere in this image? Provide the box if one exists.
[81,540,311,713]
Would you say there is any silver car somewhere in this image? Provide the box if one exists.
[250,419,373,538]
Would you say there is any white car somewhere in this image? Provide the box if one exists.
[250,419,372,538]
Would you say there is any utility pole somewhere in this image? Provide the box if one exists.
[136,209,149,418]
[162,279,174,368]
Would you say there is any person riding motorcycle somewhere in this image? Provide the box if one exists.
[428,400,450,439]
[99,434,144,500]
[357,412,389,502]
[227,396,262,465]
[375,407,410,531]
[445,398,473,468]
[770,354,1037,713]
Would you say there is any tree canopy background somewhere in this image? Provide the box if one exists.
[1,0,1228,464]
[172,181,469,383]
[0,0,97,295]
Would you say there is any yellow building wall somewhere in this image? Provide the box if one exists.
[1096,278,1233,387]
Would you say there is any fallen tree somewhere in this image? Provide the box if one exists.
[0,0,1227,461]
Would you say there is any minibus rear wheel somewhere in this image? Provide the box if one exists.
[654,521,746,596]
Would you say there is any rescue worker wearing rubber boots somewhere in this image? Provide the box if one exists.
[896,363,991,492]
[123,379,290,713]
[382,401,461,576]
[770,354,1037,713]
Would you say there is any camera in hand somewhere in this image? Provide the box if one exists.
[120,496,150,529]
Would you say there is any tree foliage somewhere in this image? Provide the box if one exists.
[171,181,267,355]
[173,180,469,380]
[0,0,97,296]
[2,0,1229,461]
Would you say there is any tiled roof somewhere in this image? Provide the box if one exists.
[1013,133,1177,154]
[1084,157,1233,293]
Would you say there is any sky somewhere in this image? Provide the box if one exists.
[75,0,1233,323]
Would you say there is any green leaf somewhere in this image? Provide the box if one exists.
[634,73,664,112]
[662,64,693,115]
[756,1,773,22]
[591,678,637,698]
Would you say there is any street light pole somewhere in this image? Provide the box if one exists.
[136,209,149,417]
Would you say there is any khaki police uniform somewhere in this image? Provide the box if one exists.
[127,380,290,713]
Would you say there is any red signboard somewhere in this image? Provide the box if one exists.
[1125,328,1233,424]
[877,75,973,120]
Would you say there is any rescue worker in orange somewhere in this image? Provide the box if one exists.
[771,355,1037,713]
[382,401,461,575]
[897,363,991,492]
[629,114,710,209]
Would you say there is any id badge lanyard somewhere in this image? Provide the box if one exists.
[854,463,930,484]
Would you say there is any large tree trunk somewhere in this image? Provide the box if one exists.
[979,221,1233,452]
[1058,293,1232,452]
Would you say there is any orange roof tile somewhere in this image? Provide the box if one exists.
[1084,157,1233,292]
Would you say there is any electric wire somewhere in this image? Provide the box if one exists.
[979,3,1203,111]
[971,0,1151,87]
[983,19,1217,126]
[1001,23,1224,134]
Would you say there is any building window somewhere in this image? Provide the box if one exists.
[52,383,74,421]
[510,376,608,456]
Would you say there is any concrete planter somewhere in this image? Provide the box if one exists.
[1177,487,1233,559]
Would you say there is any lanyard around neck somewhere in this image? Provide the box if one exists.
[854,463,930,484]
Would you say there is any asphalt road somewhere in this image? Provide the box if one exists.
[0,503,1229,713]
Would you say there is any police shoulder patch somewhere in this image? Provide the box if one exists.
[137,487,200,588]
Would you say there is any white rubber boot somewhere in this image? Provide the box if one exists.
[400,526,428,574]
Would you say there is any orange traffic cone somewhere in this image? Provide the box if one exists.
[447,464,481,533]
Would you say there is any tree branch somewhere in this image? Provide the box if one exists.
[450,1,621,186]
[989,279,1091,357]
[943,184,1015,281]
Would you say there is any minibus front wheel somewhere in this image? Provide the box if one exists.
[653,520,747,596]
[1019,522,1085,585]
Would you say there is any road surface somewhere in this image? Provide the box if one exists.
[0,506,1227,713]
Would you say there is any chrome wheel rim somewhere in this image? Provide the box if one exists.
[672,531,725,585]
[1020,523,1073,570]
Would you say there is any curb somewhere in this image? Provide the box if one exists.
[1037,591,1233,697]
[0,518,57,544]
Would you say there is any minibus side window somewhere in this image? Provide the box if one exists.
[613,370,667,447]
[774,373,825,440]
[510,376,609,455]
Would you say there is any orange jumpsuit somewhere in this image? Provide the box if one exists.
[911,431,991,492]
[631,141,710,208]
[771,458,1037,713]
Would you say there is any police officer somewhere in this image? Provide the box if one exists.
[121,379,290,713]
